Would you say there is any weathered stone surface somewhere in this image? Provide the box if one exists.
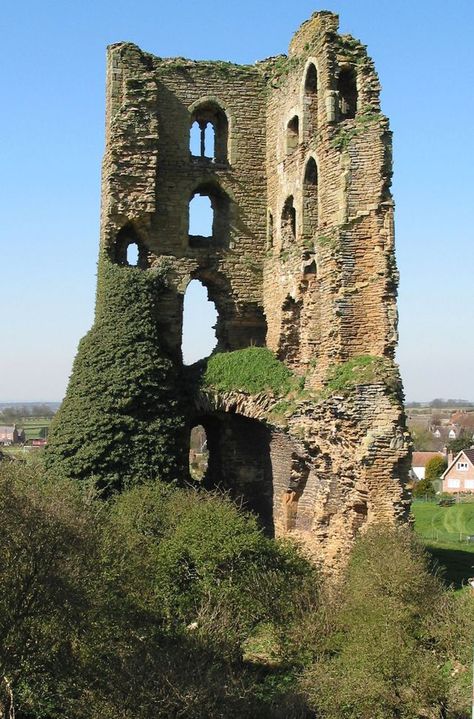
[94,11,410,571]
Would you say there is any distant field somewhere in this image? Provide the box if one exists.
[411,501,474,587]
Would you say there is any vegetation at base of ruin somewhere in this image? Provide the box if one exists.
[2,460,473,718]
[44,260,186,492]
[323,355,401,399]
[299,526,474,719]
[201,347,304,397]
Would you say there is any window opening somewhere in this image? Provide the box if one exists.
[189,121,201,156]
[188,183,230,248]
[126,242,139,266]
[305,63,318,93]
[189,425,209,481]
[304,157,318,186]
[286,116,299,153]
[338,67,357,120]
[189,101,228,163]
[189,194,213,237]
[281,196,296,249]
[182,279,217,364]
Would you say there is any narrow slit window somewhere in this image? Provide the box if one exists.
[286,116,299,153]
[267,210,274,249]
[281,196,296,249]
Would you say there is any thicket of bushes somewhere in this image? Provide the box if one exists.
[1,460,474,718]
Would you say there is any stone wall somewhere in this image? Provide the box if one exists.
[87,11,410,570]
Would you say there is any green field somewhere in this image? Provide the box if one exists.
[411,500,474,588]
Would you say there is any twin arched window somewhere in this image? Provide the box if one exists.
[190,101,228,163]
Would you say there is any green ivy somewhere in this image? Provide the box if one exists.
[45,259,186,491]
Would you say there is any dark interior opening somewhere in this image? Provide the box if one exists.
[338,66,358,120]
[305,63,318,93]
[194,413,274,535]
[286,115,299,153]
[281,195,296,250]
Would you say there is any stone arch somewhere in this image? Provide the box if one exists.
[337,65,358,120]
[112,223,149,268]
[190,391,313,538]
[189,97,229,164]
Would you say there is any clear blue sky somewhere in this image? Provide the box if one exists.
[1,0,473,402]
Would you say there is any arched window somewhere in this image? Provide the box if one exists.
[304,157,318,186]
[188,183,230,248]
[189,101,228,163]
[286,116,299,153]
[338,67,357,120]
[181,279,218,364]
[303,157,319,237]
[113,225,146,268]
[304,63,318,93]
[281,196,296,250]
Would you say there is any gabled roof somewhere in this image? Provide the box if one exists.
[412,451,443,468]
[442,448,474,478]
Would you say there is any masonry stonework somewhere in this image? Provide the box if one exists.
[78,11,410,571]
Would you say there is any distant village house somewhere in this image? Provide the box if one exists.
[0,425,25,445]
[442,449,474,494]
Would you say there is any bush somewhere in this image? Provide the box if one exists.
[412,476,436,498]
[0,462,315,718]
[299,526,469,719]
[425,455,447,481]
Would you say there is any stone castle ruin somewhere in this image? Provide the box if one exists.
[47,11,410,570]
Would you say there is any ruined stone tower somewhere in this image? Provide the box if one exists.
[48,11,410,570]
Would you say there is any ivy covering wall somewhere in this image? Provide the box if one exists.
[45,260,186,491]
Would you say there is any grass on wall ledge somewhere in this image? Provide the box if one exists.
[201,347,304,397]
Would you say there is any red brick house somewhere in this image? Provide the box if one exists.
[442,449,474,493]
